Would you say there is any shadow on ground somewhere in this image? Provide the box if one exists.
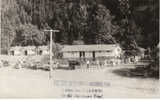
[57,67,72,70]
[112,67,159,79]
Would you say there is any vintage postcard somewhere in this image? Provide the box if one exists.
[0,0,159,98]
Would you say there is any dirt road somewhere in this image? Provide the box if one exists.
[0,66,159,98]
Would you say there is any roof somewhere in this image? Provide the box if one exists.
[38,46,48,50]
[10,46,23,51]
[61,44,120,52]
[23,46,36,50]
[10,46,36,51]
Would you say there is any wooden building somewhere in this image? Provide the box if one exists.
[37,46,49,55]
[9,46,24,56]
[23,46,37,56]
[61,44,122,61]
[9,46,37,56]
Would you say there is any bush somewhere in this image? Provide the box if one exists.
[142,47,159,78]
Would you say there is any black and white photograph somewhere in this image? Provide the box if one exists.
[0,0,159,98]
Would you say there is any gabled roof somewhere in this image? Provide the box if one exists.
[38,46,48,50]
[61,44,120,52]
[23,46,36,50]
[10,46,36,51]
[10,46,23,51]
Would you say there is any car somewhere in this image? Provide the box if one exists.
[58,61,69,68]
[43,63,50,71]
[68,60,80,70]
[2,60,9,67]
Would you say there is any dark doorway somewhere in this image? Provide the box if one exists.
[25,50,28,55]
[79,51,85,60]
[82,52,85,58]
[39,50,43,55]
[80,52,83,58]
[92,51,95,61]
[11,51,14,55]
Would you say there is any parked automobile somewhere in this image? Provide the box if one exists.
[2,60,9,67]
[58,60,69,69]
[43,63,50,71]
[68,60,80,70]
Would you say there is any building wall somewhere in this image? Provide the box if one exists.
[85,52,92,58]
[26,50,36,55]
[62,51,118,59]
[63,51,94,59]
[42,50,49,55]
[96,51,114,58]
[9,45,123,59]
[63,52,79,58]
[10,47,50,56]
[95,52,104,57]
[13,51,23,56]
[10,49,37,56]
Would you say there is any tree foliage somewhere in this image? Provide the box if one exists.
[1,0,159,78]
[13,24,45,46]
[1,0,159,50]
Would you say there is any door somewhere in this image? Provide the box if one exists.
[79,51,85,60]
[39,50,43,55]
[82,52,85,58]
[79,52,82,58]
[25,50,28,56]
[11,51,14,55]
[92,51,95,61]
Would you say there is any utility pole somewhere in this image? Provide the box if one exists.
[0,27,2,55]
[0,0,1,55]
[44,29,59,78]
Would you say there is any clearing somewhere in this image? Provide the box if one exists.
[0,64,159,98]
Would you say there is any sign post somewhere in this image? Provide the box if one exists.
[44,29,59,78]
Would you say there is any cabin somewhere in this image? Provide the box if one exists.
[23,46,37,56]
[38,46,49,55]
[9,46,24,56]
[123,47,146,63]
[61,44,122,61]
[9,46,37,56]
